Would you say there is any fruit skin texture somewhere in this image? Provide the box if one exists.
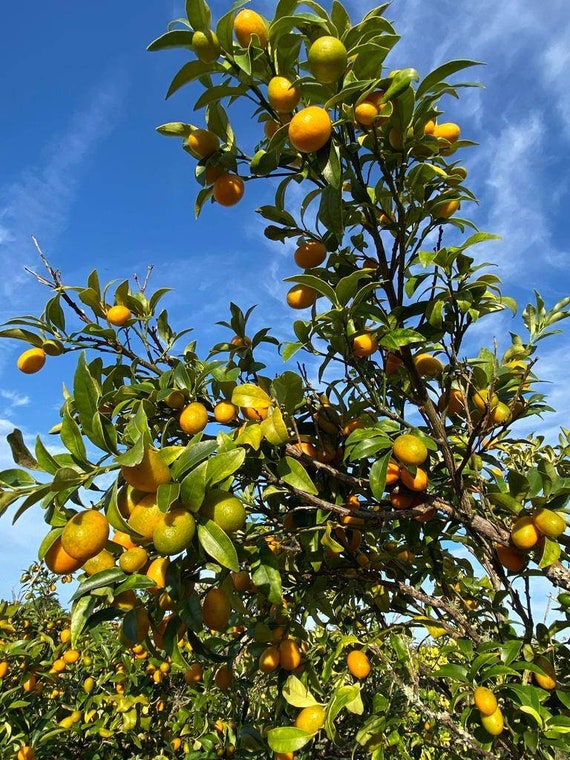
[533,655,556,691]
[186,128,220,159]
[294,704,326,733]
[44,537,83,574]
[234,9,269,48]
[202,587,231,632]
[17,747,36,760]
[279,639,302,671]
[432,122,461,143]
[121,448,171,493]
[214,401,238,424]
[392,434,428,466]
[128,495,165,541]
[433,199,460,219]
[213,173,245,206]
[400,466,428,492]
[346,649,371,679]
[184,662,203,684]
[352,333,378,358]
[294,240,327,268]
[495,543,527,573]
[106,304,131,326]
[17,347,46,374]
[214,664,233,690]
[510,515,540,550]
[289,107,332,153]
[308,36,348,83]
[192,29,220,62]
[61,509,110,562]
[532,507,566,538]
[179,401,209,435]
[201,489,246,533]
[267,76,301,113]
[259,645,280,673]
[152,508,196,555]
[414,353,444,377]
[287,284,317,309]
[481,707,504,736]
[473,686,498,716]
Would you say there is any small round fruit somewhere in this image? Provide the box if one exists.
[184,662,203,684]
[213,174,245,206]
[202,587,231,631]
[346,650,371,679]
[400,466,428,492]
[267,76,301,113]
[433,199,460,219]
[472,388,499,413]
[259,645,280,673]
[495,543,527,573]
[121,448,171,493]
[392,434,428,466]
[414,353,444,377]
[288,107,332,153]
[186,129,220,159]
[473,686,498,716]
[214,401,238,424]
[286,284,317,309]
[61,509,110,562]
[234,9,269,48]
[106,305,132,326]
[42,339,64,356]
[307,36,348,84]
[152,508,196,555]
[354,101,378,127]
[179,401,209,435]
[352,332,378,358]
[294,240,327,269]
[17,347,46,374]
[279,639,302,671]
[44,537,83,575]
[490,402,511,426]
[432,122,461,143]
[294,705,326,734]
[214,664,233,690]
[201,489,246,533]
[481,707,504,736]
[510,516,540,550]
[533,655,556,691]
[119,547,149,573]
[192,30,220,62]
[532,508,566,539]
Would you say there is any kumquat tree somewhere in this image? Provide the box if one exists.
[1,1,570,759]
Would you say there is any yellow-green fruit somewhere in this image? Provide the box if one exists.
[473,686,498,716]
[42,339,65,356]
[307,36,348,84]
[533,656,556,691]
[510,516,539,550]
[202,587,231,632]
[481,707,504,736]
[192,30,220,63]
[201,489,246,533]
[121,449,171,493]
[152,508,196,555]
[294,705,326,733]
[532,508,566,538]
[490,401,510,425]
[472,388,499,413]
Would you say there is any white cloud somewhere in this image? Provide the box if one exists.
[0,389,30,408]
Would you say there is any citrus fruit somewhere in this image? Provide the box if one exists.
[106,305,131,326]
[533,655,556,690]
[17,747,36,760]
[286,284,317,309]
[390,490,415,510]
[61,509,110,562]
[447,166,468,185]
[307,36,348,83]
[259,645,280,673]
[532,508,566,538]
[354,100,379,127]
[42,339,64,355]
[146,557,170,589]
[112,530,139,550]
[120,606,150,646]
[128,495,165,541]
[153,508,196,555]
[82,548,116,575]
[490,402,510,425]
[184,662,203,684]
[179,401,209,435]
[473,686,498,716]
[267,76,301,113]
[481,707,504,736]
[214,664,233,690]
[231,569,252,592]
[386,459,400,486]
[119,546,149,573]
[347,649,371,679]
[414,353,444,377]
[294,704,326,733]
[117,484,147,517]
[44,537,83,574]
[121,448,171,493]
[202,587,231,631]
[279,639,301,671]
[242,405,269,421]
[186,129,220,159]
[400,466,428,492]
[17,347,46,374]
[201,489,246,533]
[163,389,186,409]
[213,173,245,206]
[192,29,220,62]
[83,676,95,694]
[289,107,332,153]
[433,199,460,219]
[495,543,527,573]
[214,401,238,424]
[472,388,499,412]
[424,119,436,134]
[275,754,294,760]
[352,332,378,358]
[392,434,428,466]
[0,661,8,679]
[432,122,461,143]
[63,648,80,664]
[510,516,539,550]
[294,240,327,268]
[438,389,465,415]
[234,9,269,48]
[60,628,72,644]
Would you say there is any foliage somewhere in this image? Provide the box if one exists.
[1,1,570,758]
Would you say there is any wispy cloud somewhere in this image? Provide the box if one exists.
[0,389,30,408]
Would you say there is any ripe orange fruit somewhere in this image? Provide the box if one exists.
[433,199,460,219]
[231,569,251,592]
[119,546,148,573]
[202,587,231,631]
[17,746,36,760]
[352,333,378,358]
[242,405,269,421]
[347,649,371,679]
[201,489,246,533]
[268,76,300,113]
[400,466,428,492]
[112,530,139,550]
[128,495,164,542]
[510,516,540,550]
[186,129,220,159]
[390,490,415,510]
[44,537,83,574]
[307,36,348,83]
[0,661,8,679]
[533,655,556,691]
[473,686,498,716]
[386,459,400,486]
[354,101,379,127]
[17,347,46,374]
[52,658,66,673]
[275,754,294,760]
[294,240,327,268]
[414,353,444,377]
[214,664,233,690]
[153,508,196,555]
[184,662,203,684]
[532,508,566,538]
[145,556,170,589]
[432,122,461,143]
[179,401,209,435]
[60,628,72,644]
[294,704,326,733]
[392,434,428,466]
[214,401,238,424]
[480,707,504,736]
[234,9,269,48]
[286,284,317,309]
[495,543,527,573]
[63,648,80,665]
[424,119,436,134]
[342,418,364,436]
[192,29,220,63]
[438,388,465,415]
[288,107,332,153]
[61,509,109,562]
[259,645,280,673]
[213,173,245,206]
[121,448,171,493]
[106,305,132,326]
[82,548,116,575]
[279,639,302,671]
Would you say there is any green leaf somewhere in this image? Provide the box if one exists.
[7,429,40,471]
[259,408,290,446]
[156,122,193,137]
[267,727,313,753]
[70,568,126,602]
[283,675,319,707]
[197,520,239,571]
[381,68,419,101]
[70,595,98,648]
[378,329,423,350]
[206,449,246,486]
[417,59,484,99]
[335,270,370,307]
[538,537,561,568]
[432,664,469,682]
[369,451,391,501]
[73,353,101,445]
[180,461,208,511]
[271,371,304,413]
[252,544,282,603]
[61,406,88,463]
[166,60,223,99]
[106,483,133,534]
[277,457,318,495]
[172,440,217,479]
[319,184,344,235]
[147,30,194,51]
[283,273,338,307]
[186,0,211,28]
[326,684,362,737]
[231,383,272,409]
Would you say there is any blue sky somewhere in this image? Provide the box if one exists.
[0,0,569,601]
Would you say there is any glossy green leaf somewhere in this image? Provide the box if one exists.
[277,457,318,495]
[283,675,319,707]
[197,520,239,571]
[266,727,313,753]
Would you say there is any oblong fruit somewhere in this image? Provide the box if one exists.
[279,639,302,671]
[17,347,46,374]
[294,705,326,733]
[533,655,556,691]
[392,434,428,466]
[346,650,371,679]
[510,515,539,550]
[532,508,566,539]
[481,707,504,736]
[473,686,498,716]
[258,645,280,673]
[202,587,231,632]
